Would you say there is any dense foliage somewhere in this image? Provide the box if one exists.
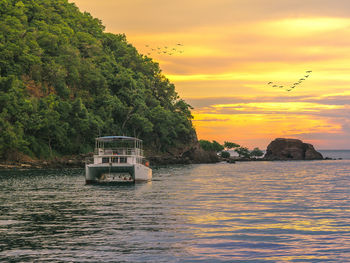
[249,147,264,158]
[234,147,264,158]
[0,0,195,159]
[234,147,250,158]
[199,140,224,152]
[224,141,240,149]
[220,151,230,158]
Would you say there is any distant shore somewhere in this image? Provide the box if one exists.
[0,154,343,171]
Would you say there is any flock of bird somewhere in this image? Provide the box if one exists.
[144,43,184,56]
[268,70,313,92]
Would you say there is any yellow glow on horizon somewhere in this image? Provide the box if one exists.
[192,111,342,148]
[211,102,344,112]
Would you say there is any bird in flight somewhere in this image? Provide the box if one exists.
[268,70,312,92]
[143,43,185,57]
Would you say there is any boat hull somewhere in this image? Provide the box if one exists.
[85,163,152,184]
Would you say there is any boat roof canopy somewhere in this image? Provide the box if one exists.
[96,136,141,142]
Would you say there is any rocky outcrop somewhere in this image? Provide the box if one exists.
[147,129,219,166]
[148,142,219,166]
[264,138,323,160]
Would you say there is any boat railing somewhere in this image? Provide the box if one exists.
[86,155,149,166]
[94,148,144,157]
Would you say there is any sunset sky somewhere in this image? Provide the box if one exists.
[72,0,350,149]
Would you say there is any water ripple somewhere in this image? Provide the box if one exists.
[1,161,350,262]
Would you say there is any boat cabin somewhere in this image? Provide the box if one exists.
[93,136,145,165]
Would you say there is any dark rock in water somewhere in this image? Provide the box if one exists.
[264,138,323,160]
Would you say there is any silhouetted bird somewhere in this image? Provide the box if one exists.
[269,70,312,92]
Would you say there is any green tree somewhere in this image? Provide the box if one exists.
[250,147,264,158]
[212,140,224,152]
[220,151,230,158]
[235,147,250,158]
[224,141,240,149]
[199,140,224,152]
[199,140,213,151]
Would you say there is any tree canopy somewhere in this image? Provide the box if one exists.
[224,141,240,149]
[250,147,264,158]
[199,140,224,152]
[0,0,195,159]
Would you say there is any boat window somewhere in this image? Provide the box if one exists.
[120,157,127,163]
[102,157,109,163]
[111,157,118,163]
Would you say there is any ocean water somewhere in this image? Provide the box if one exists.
[319,150,350,160]
[1,159,350,262]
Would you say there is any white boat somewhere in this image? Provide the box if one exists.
[85,136,152,184]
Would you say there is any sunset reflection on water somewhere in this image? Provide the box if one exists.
[164,161,350,261]
[1,161,350,262]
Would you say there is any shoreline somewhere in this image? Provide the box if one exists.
[0,156,341,171]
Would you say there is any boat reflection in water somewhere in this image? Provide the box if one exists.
[85,136,152,184]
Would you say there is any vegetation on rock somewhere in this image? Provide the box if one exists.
[220,151,230,158]
[199,140,224,152]
[234,147,251,158]
[249,147,264,158]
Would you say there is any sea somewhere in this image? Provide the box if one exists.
[1,150,350,262]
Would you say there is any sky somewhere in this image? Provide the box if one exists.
[72,0,350,149]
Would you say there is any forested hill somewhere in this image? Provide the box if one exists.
[0,0,195,160]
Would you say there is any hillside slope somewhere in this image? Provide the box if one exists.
[0,0,197,161]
